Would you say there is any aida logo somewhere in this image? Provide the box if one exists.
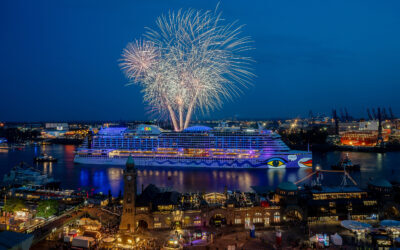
[141,126,152,131]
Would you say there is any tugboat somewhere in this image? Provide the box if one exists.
[331,154,360,171]
[34,154,58,163]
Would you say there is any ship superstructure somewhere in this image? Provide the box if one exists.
[74,124,312,169]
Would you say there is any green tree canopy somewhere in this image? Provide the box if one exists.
[4,198,26,213]
[36,200,59,218]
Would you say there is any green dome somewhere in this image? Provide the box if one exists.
[126,155,135,166]
[369,179,392,188]
[278,182,298,191]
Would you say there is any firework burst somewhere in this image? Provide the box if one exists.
[120,7,254,131]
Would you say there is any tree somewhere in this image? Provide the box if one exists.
[36,200,59,218]
[4,198,26,213]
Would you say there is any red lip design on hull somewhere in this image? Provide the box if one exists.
[301,159,312,167]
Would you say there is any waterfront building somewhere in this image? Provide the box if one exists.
[368,179,400,218]
[0,231,33,250]
[340,130,390,147]
[118,158,282,231]
[42,123,69,138]
[118,156,400,233]
[303,186,378,223]
[120,179,400,232]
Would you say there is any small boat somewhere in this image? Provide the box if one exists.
[331,154,360,171]
[34,154,58,163]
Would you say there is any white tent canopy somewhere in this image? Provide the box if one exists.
[381,220,400,228]
[341,220,372,231]
[330,233,343,246]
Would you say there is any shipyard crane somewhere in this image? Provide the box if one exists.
[389,107,395,120]
[382,108,388,120]
[377,108,384,146]
[332,109,339,135]
[344,108,350,121]
[339,108,345,122]
[372,108,377,119]
[367,108,373,120]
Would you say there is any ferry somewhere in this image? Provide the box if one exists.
[331,154,360,171]
[74,124,312,169]
[34,153,58,163]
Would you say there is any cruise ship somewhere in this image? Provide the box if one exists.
[74,124,312,169]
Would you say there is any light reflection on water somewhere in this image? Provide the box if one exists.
[1,145,400,196]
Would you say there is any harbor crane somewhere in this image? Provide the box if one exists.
[367,108,373,120]
[332,109,339,135]
[372,108,377,119]
[389,107,395,120]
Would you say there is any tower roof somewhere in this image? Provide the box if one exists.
[126,155,135,167]
[369,179,392,188]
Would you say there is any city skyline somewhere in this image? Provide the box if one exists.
[1,0,400,121]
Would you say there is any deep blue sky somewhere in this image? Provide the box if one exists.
[1,0,399,121]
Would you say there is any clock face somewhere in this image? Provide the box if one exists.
[127,175,132,181]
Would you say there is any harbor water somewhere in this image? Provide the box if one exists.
[0,144,399,196]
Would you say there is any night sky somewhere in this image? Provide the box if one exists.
[1,0,399,121]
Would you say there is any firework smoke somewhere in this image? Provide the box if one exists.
[120,7,254,131]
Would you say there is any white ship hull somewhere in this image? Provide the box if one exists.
[74,153,312,169]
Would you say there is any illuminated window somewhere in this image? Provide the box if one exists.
[274,212,280,223]
[264,217,270,226]
[363,200,377,206]
[253,217,263,223]
[154,223,162,228]
[235,218,242,224]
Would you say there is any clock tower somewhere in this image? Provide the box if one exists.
[119,155,137,232]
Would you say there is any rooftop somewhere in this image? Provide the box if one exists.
[310,186,363,194]
[126,155,135,166]
[0,231,33,250]
[369,179,392,188]
[277,182,298,191]
[183,125,213,132]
